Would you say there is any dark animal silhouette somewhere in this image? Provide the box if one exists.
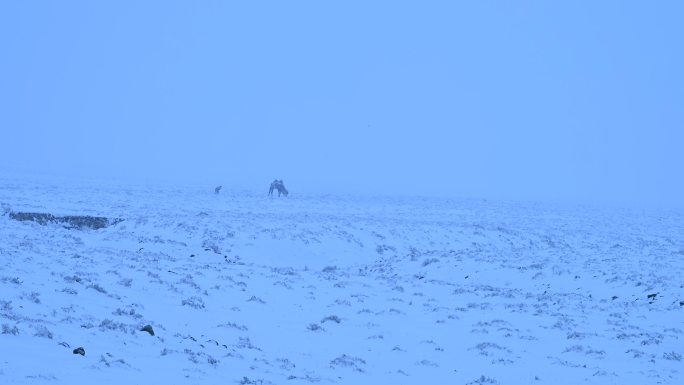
[215,185,222,194]
[268,179,288,197]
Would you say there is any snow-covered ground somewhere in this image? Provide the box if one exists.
[1,175,682,384]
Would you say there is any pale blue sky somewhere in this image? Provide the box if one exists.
[1,1,682,207]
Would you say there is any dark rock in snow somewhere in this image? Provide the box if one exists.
[73,347,85,356]
[8,211,123,230]
[141,325,155,336]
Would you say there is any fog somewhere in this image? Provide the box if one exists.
[1,1,682,208]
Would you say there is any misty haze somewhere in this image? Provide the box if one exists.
[1,2,682,384]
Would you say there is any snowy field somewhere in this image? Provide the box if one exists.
[0,175,682,384]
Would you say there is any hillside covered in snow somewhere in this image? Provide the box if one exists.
[1,176,682,384]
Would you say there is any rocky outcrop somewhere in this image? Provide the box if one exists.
[8,212,123,230]
[140,325,155,336]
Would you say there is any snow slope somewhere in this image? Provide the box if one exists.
[0,176,682,384]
